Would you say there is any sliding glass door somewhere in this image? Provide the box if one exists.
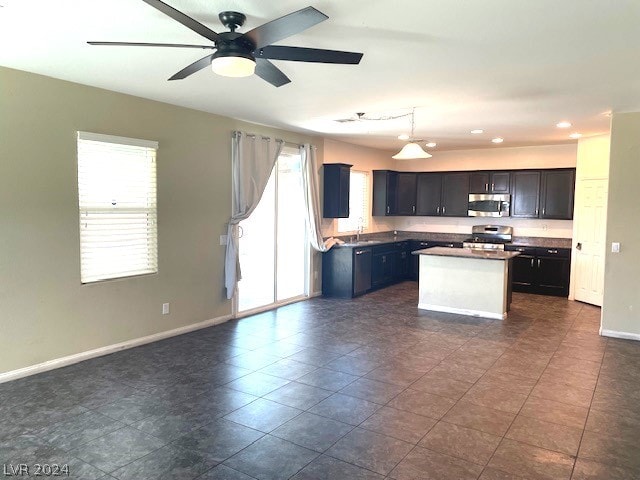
[237,146,308,313]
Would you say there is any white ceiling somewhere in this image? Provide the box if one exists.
[2,0,639,152]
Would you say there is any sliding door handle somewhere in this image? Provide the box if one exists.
[576,242,582,250]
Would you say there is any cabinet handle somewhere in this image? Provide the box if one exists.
[547,249,558,254]
[491,183,495,191]
[535,208,539,216]
[537,259,541,268]
[437,206,440,214]
[530,258,534,268]
[386,206,390,214]
[442,206,446,215]
[542,208,546,216]
[485,183,489,192]
[412,205,416,213]
[355,250,365,255]
[517,248,525,252]
[382,255,386,263]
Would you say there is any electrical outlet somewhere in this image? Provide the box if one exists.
[162,303,170,315]
[611,242,621,253]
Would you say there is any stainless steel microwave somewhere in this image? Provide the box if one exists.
[468,194,510,217]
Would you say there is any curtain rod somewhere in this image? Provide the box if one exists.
[232,130,314,150]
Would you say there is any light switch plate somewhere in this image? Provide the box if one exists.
[611,242,621,253]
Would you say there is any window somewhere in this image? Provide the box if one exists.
[338,170,369,233]
[77,132,158,283]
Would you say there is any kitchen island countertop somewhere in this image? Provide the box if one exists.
[413,247,521,260]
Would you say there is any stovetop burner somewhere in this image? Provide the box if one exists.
[463,225,513,250]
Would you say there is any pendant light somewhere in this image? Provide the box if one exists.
[392,108,432,159]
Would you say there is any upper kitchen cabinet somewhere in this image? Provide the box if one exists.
[441,172,470,216]
[416,173,442,215]
[372,170,398,216]
[395,172,417,215]
[540,169,575,219]
[469,171,511,194]
[511,170,541,218]
[323,163,352,218]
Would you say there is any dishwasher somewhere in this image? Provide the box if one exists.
[353,248,372,296]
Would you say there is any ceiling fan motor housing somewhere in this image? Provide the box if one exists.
[213,31,256,62]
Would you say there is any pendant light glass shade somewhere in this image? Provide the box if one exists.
[392,142,432,159]
[392,107,432,159]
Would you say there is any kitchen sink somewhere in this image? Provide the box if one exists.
[341,240,382,247]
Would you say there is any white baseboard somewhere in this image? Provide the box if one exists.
[418,303,506,320]
[600,328,640,341]
[0,314,233,384]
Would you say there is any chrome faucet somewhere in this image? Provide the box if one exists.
[356,218,364,242]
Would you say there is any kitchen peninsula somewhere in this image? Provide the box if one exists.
[414,247,520,320]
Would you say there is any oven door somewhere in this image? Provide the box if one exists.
[468,194,510,217]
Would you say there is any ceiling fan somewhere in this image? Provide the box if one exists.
[88,0,364,87]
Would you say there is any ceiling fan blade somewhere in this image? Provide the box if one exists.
[141,0,219,43]
[254,58,291,87]
[256,45,363,64]
[245,6,328,49]
[168,54,214,80]
[88,41,214,49]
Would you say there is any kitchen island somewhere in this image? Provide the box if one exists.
[414,247,520,320]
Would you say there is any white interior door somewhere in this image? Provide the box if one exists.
[573,178,608,306]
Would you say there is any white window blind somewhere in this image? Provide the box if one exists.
[338,170,370,233]
[77,131,158,283]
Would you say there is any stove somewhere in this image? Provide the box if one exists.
[462,225,513,250]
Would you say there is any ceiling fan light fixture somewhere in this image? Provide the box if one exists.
[392,142,432,159]
[211,54,256,77]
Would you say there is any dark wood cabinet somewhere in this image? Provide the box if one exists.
[540,170,575,219]
[396,173,417,215]
[506,245,571,297]
[416,173,442,215]
[323,163,351,218]
[511,171,541,218]
[441,172,470,216]
[372,251,396,287]
[469,171,510,193]
[372,170,398,216]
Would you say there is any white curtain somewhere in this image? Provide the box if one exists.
[224,131,284,300]
[300,143,329,253]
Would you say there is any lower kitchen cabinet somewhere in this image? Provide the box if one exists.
[507,245,571,296]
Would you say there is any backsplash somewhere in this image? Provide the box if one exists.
[396,216,573,238]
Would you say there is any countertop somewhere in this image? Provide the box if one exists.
[413,247,521,260]
[330,231,572,250]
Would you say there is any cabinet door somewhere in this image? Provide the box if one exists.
[511,171,541,217]
[323,164,351,218]
[395,173,417,215]
[372,170,398,216]
[511,255,537,292]
[416,173,442,215]
[469,172,490,193]
[540,170,575,219]
[372,253,395,287]
[441,172,470,217]
[490,171,511,193]
[536,257,570,296]
[395,250,410,280]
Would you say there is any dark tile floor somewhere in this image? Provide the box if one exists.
[2,282,640,479]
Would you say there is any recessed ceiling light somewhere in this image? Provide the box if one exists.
[398,134,409,140]
[569,133,582,139]
[491,137,504,144]
[470,129,484,134]
[556,121,572,128]
[425,142,437,148]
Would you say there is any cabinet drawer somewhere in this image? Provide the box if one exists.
[506,245,537,255]
[535,247,571,258]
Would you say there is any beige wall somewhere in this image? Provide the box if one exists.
[0,67,319,374]
[602,112,640,336]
